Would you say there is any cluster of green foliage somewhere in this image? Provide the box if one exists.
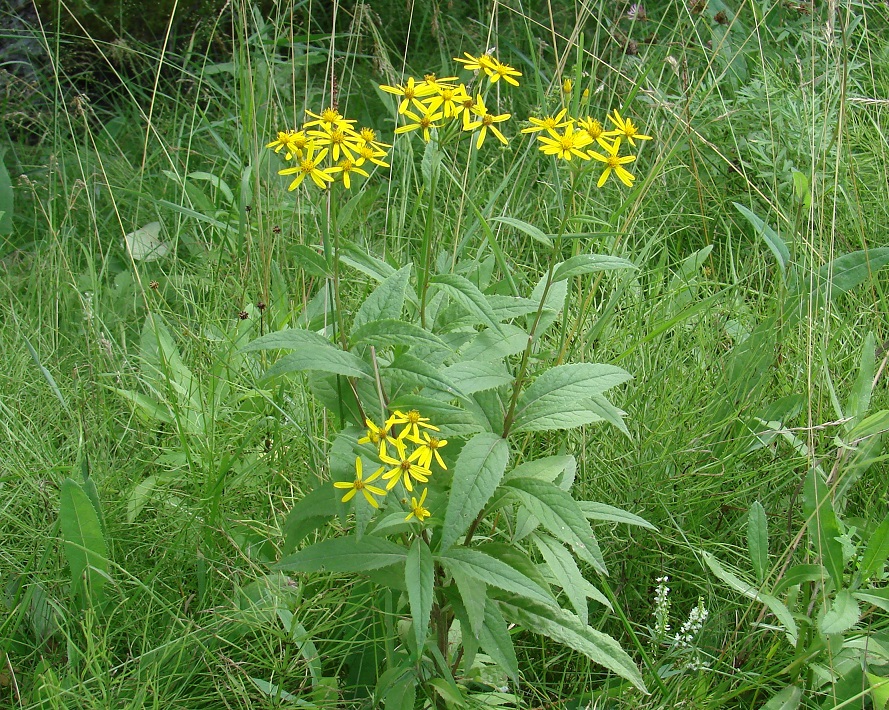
[1,0,888,708]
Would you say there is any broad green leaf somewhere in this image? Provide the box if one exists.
[818,589,860,635]
[587,394,630,437]
[264,346,371,380]
[282,485,338,552]
[867,673,889,710]
[485,295,545,320]
[499,597,646,692]
[533,534,590,625]
[504,455,575,485]
[339,240,396,282]
[244,328,337,353]
[451,567,487,637]
[816,247,889,297]
[459,324,528,362]
[442,361,513,395]
[441,433,509,550]
[405,538,434,650]
[702,551,797,644]
[846,332,875,425]
[351,319,450,355]
[748,501,769,585]
[292,244,330,277]
[386,354,463,398]
[437,547,554,606]
[761,685,802,710]
[773,564,828,595]
[127,474,160,523]
[734,203,789,277]
[860,511,889,582]
[505,477,606,574]
[389,394,488,437]
[249,677,302,703]
[578,502,656,530]
[479,598,519,683]
[275,536,406,573]
[186,170,235,204]
[430,274,504,333]
[60,478,109,606]
[352,264,412,333]
[512,363,631,433]
[854,588,889,614]
[490,215,552,248]
[802,468,844,590]
[553,254,637,282]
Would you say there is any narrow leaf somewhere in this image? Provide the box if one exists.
[479,598,519,683]
[405,538,434,650]
[734,203,789,277]
[275,537,407,573]
[430,274,504,333]
[491,216,552,247]
[60,478,109,606]
[578,501,657,530]
[553,254,637,282]
[437,547,554,606]
[748,501,769,585]
[802,468,844,589]
[860,511,889,582]
[451,567,487,638]
[441,433,509,550]
[534,534,590,625]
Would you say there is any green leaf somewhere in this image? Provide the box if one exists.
[441,433,509,550]
[534,533,590,625]
[748,501,769,585]
[490,215,552,248]
[867,673,889,710]
[479,598,519,683]
[405,538,434,650]
[773,564,828,595]
[504,455,576,485]
[701,551,797,644]
[499,597,646,692]
[818,589,860,635]
[264,347,372,380]
[816,247,889,296]
[761,685,802,710]
[734,203,789,277]
[60,478,109,606]
[846,332,876,425]
[275,537,407,573]
[352,264,412,333]
[292,244,331,277]
[22,334,72,418]
[437,547,554,606]
[386,354,463,398]
[802,468,845,590]
[430,274,504,333]
[442,361,513,395]
[389,394,488,437]
[351,319,450,354]
[578,501,656,530]
[854,588,889,614]
[282,485,338,553]
[0,151,13,234]
[451,567,487,637]
[459,324,529,362]
[860,511,889,582]
[512,364,631,433]
[505,477,606,574]
[553,254,637,282]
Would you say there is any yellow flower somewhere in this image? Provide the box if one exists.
[266,130,313,160]
[457,90,480,130]
[379,76,436,114]
[405,488,430,522]
[464,95,510,149]
[588,137,637,187]
[333,457,386,508]
[390,409,439,440]
[355,143,391,169]
[358,417,401,458]
[303,106,356,131]
[422,73,459,90]
[521,108,571,135]
[562,78,573,94]
[606,109,652,147]
[424,83,464,119]
[307,124,361,162]
[537,126,592,161]
[453,51,497,74]
[394,107,444,143]
[278,146,334,190]
[487,58,522,86]
[409,431,448,470]
[327,158,369,189]
[379,439,432,492]
[356,127,391,150]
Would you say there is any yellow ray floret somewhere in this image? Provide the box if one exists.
[333,457,386,508]
[588,137,637,187]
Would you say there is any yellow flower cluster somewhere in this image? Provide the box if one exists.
[380,51,520,150]
[333,410,447,523]
[266,106,391,190]
[524,108,652,187]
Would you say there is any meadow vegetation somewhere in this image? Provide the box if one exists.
[1,0,888,707]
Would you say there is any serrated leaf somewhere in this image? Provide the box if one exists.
[264,346,372,380]
[534,534,590,625]
[282,485,339,553]
[60,478,109,606]
[479,598,519,683]
[499,597,646,692]
[405,538,434,650]
[275,537,407,573]
[748,501,769,585]
[802,468,844,590]
[351,319,450,354]
[459,324,529,362]
[818,589,860,635]
[352,264,412,333]
[441,433,509,550]
[386,354,463,397]
[490,215,552,247]
[437,547,554,606]
[430,274,504,333]
[553,254,637,282]
[505,477,606,574]
[442,361,514,395]
[504,455,575,485]
[578,502,657,530]
[513,364,631,433]
[734,203,789,277]
[701,550,797,644]
[854,588,889,614]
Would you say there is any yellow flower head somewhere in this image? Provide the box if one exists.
[333,457,386,508]
[379,76,437,114]
[453,51,498,74]
[380,439,432,492]
[521,108,571,135]
[464,95,510,149]
[409,431,448,470]
[327,158,369,189]
[355,143,391,169]
[562,78,573,94]
[537,126,593,161]
[405,488,431,522]
[304,106,356,131]
[390,409,439,440]
[588,137,637,187]
[278,146,334,190]
[487,58,522,86]
[394,107,444,143]
[606,109,652,147]
[358,417,402,458]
